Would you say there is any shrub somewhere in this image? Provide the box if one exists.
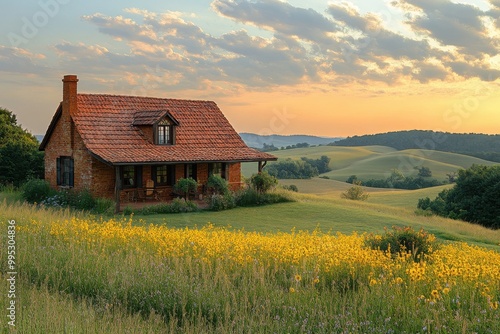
[68,189,96,211]
[250,172,278,193]
[169,198,198,213]
[21,179,54,203]
[208,193,236,211]
[133,198,198,215]
[234,187,261,207]
[207,175,229,195]
[341,182,369,201]
[174,178,198,199]
[235,188,294,207]
[365,226,437,261]
[346,175,358,184]
[282,184,298,192]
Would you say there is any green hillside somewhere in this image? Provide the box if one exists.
[333,130,500,162]
[243,145,498,183]
[323,149,497,182]
[242,145,396,178]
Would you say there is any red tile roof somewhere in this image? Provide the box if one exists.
[66,94,276,165]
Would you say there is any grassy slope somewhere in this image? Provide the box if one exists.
[137,188,500,251]
[242,145,498,182]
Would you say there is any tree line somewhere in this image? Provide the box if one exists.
[266,156,331,179]
[332,130,500,162]
[0,108,44,187]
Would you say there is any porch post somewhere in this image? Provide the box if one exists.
[114,166,121,213]
[258,161,267,173]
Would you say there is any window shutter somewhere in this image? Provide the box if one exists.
[56,157,61,185]
[69,158,74,187]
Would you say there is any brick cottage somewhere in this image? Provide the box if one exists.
[40,75,276,211]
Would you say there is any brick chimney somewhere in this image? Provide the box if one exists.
[62,75,78,117]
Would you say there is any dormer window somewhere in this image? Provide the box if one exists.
[156,118,174,145]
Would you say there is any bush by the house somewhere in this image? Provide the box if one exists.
[22,180,113,213]
[174,178,198,200]
[235,187,293,207]
[365,226,437,261]
[21,179,54,204]
[207,175,230,195]
[132,198,198,215]
[208,193,236,211]
[250,171,278,193]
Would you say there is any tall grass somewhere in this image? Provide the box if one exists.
[1,201,498,333]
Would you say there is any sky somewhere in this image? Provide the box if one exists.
[1,0,499,138]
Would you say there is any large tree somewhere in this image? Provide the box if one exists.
[418,165,500,229]
[0,107,44,187]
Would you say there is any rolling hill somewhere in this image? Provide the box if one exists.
[334,130,500,162]
[239,133,341,149]
[242,145,499,183]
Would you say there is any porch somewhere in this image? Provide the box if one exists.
[117,181,244,212]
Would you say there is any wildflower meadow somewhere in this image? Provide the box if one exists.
[1,201,499,333]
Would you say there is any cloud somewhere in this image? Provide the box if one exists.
[400,0,498,56]
[19,1,499,94]
[0,46,48,74]
[212,0,339,46]
[215,30,311,85]
[83,13,158,44]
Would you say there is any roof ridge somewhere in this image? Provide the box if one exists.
[77,93,216,104]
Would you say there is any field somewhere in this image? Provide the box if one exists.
[1,179,500,333]
[242,145,498,181]
[1,146,500,332]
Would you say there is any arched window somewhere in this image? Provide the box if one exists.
[156,119,173,145]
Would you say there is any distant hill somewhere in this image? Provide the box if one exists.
[333,130,500,162]
[241,145,499,182]
[240,133,342,149]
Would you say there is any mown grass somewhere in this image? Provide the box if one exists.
[1,201,499,333]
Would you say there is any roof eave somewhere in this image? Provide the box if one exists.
[39,103,63,151]
[107,157,278,166]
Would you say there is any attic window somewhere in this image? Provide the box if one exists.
[156,118,174,145]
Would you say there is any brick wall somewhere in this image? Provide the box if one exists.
[228,162,242,191]
[197,163,208,185]
[90,158,115,199]
[43,110,94,192]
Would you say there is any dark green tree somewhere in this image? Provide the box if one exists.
[415,166,432,177]
[0,108,44,187]
[417,165,500,229]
